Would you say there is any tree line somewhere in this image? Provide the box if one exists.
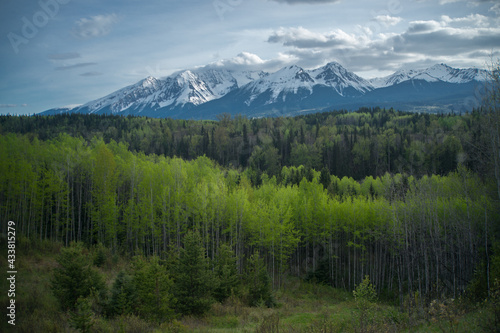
[0,107,493,183]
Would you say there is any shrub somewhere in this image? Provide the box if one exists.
[256,312,280,333]
[353,275,377,303]
[353,275,377,333]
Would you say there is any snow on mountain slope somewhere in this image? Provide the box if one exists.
[230,70,268,87]
[415,63,488,83]
[310,62,373,94]
[370,69,418,88]
[240,62,372,106]
[72,68,265,114]
[169,70,220,106]
[81,76,164,113]
[370,64,487,88]
[242,65,316,105]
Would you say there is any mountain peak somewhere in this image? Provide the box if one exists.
[141,76,160,88]
[259,64,312,84]
[323,61,344,69]
[311,62,373,94]
[430,63,451,69]
[275,64,306,75]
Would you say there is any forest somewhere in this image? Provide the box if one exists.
[0,108,492,181]
[0,107,500,332]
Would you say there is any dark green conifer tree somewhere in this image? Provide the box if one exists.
[246,251,274,307]
[213,243,240,303]
[108,271,136,317]
[51,244,106,310]
[173,230,216,315]
[132,256,175,323]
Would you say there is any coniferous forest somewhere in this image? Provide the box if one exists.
[1,105,500,332]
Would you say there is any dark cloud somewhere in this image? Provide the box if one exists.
[55,63,98,71]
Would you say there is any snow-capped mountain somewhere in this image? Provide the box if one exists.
[42,62,488,119]
[241,62,373,105]
[370,64,487,88]
[52,68,267,117]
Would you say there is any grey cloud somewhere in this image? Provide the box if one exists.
[441,14,490,28]
[48,53,81,60]
[0,104,27,108]
[490,3,500,15]
[418,0,492,5]
[205,52,293,73]
[80,71,103,77]
[269,0,340,4]
[264,14,497,74]
[285,45,412,73]
[55,63,98,71]
[266,26,414,71]
[72,14,118,39]
[468,50,500,58]
[268,27,359,49]
[393,28,500,56]
[407,21,442,34]
[374,15,403,27]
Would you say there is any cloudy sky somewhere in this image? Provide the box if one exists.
[0,0,499,115]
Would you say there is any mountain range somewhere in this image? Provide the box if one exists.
[42,62,488,119]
